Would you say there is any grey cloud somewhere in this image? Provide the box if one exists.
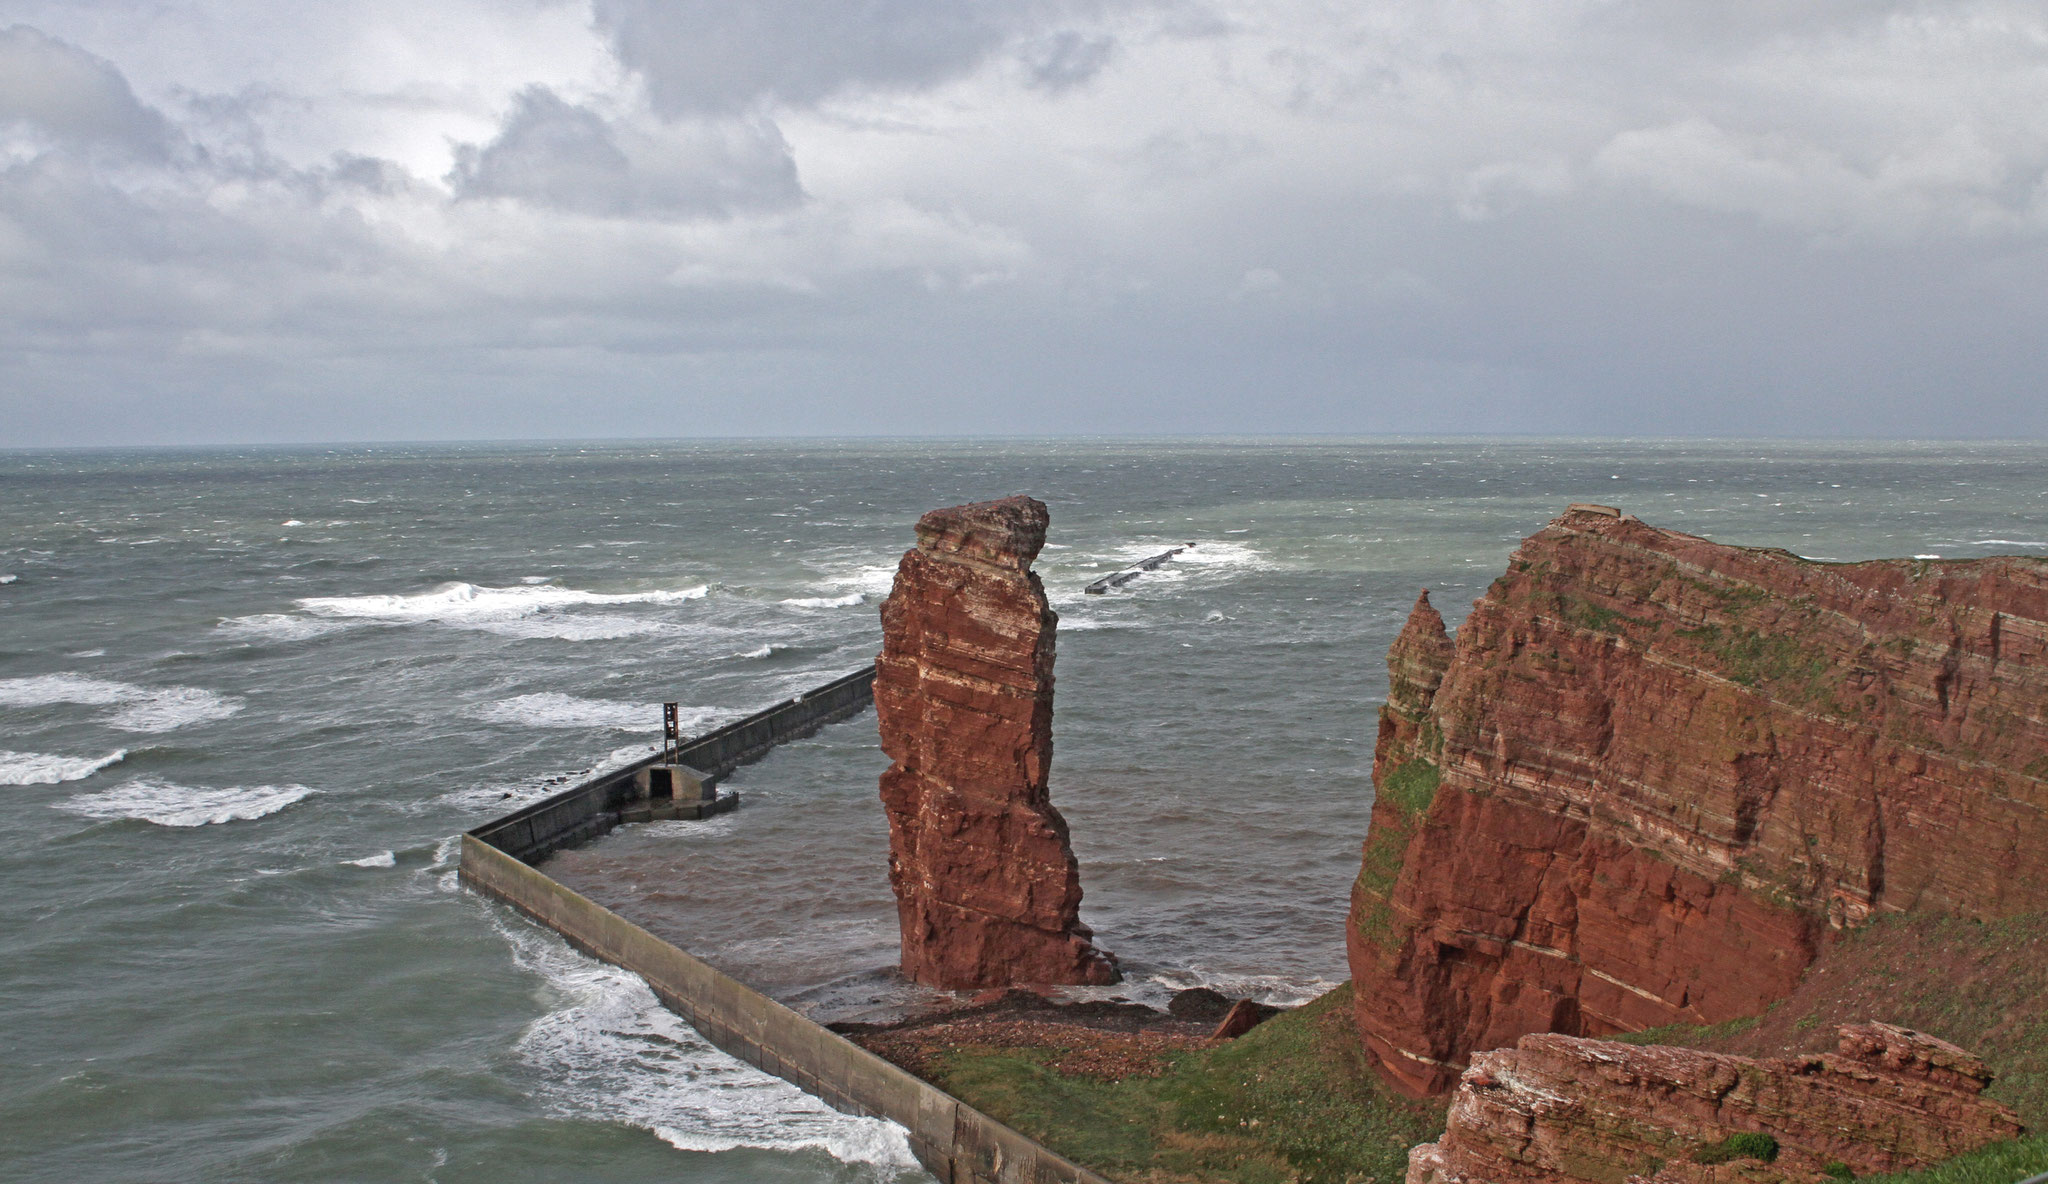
[592,0,1020,114]
[0,24,174,157]
[591,0,1156,114]
[447,86,801,218]
[4,1,2048,446]
[1023,31,1117,92]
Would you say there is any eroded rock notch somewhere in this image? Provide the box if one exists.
[875,496,1119,989]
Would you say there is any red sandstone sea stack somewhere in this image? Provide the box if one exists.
[875,496,1119,990]
[1350,505,2048,1096]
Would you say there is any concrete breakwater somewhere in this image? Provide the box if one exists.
[470,665,876,863]
[461,666,1111,1184]
[1083,545,1189,594]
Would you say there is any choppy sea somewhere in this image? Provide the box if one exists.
[3,438,2044,1183]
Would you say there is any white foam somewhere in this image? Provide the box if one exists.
[216,613,348,642]
[473,614,674,641]
[472,693,694,731]
[429,743,668,816]
[294,582,709,637]
[281,519,305,527]
[60,777,312,826]
[780,593,865,609]
[0,674,243,732]
[1970,539,2048,549]
[0,748,126,785]
[0,573,16,585]
[736,643,795,659]
[844,564,900,596]
[343,851,397,868]
[1104,969,1342,1011]
[497,921,920,1174]
[1147,540,1274,572]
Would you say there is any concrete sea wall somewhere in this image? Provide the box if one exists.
[460,666,1111,1184]
[471,666,876,862]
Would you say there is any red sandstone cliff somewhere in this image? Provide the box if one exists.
[876,496,1119,990]
[1408,1023,2024,1184]
[1349,506,2048,1096]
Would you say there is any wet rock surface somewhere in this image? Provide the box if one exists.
[875,496,1119,989]
[1350,508,2048,1095]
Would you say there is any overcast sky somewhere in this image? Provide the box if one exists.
[2,1,2045,445]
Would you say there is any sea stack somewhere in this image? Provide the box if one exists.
[1350,506,2048,1096]
[874,496,1119,989]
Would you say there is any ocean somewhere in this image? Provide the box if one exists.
[3,438,2044,1183]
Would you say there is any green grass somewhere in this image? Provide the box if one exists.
[1351,758,1438,951]
[1853,1133,2048,1184]
[923,985,1446,1184]
[1693,1132,1780,1165]
[1608,1014,1759,1047]
[1377,759,1440,817]
[1679,622,1836,702]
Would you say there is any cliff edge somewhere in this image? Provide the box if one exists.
[1349,506,2048,1096]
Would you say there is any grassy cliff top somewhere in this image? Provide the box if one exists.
[904,984,1445,1184]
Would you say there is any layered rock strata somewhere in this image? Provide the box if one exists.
[1350,506,2048,1095]
[875,496,1119,989]
[1407,1023,2024,1184]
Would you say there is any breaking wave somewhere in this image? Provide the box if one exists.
[283,581,711,638]
[59,778,313,827]
[0,674,244,732]
[0,748,127,785]
[471,693,721,732]
[216,613,349,642]
[780,593,865,609]
[497,920,921,1175]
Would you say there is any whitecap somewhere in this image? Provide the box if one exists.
[293,581,709,638]
[737,644,789,659]
[0,674,243,732]
[60,778,312,827]
[0,748,126,785]
[473,614,676,641]
[1969,539,2048,549]
[1145,540,1275,572]
[0,573,17,585]
[343,851,397,868]
[281,519,305,527]
[498,921,920,1174]
[216,613,348,642]
[780,593,865,609]
[472,693,704,732]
